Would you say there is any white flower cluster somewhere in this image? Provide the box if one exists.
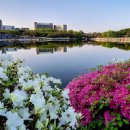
[111,57,125,64]
[0,55,81,130]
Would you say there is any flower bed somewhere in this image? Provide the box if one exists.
[67,61,130,130]
[0,54,81,130]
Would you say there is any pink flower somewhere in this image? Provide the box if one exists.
[104,111,115,124]
[66,62,130,127]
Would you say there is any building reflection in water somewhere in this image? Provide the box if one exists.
[0,46,67,55]
[36,46,67,54]
[1,48,17,54]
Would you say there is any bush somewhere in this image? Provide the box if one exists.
[0,54,81,130]
[67,60,130,130]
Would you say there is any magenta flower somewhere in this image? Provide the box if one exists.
[66,61,130,127]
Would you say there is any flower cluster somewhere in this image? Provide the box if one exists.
[0,54,81,130]
[67,60,130,129]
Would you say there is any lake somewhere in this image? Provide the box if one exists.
[0,42,130,87]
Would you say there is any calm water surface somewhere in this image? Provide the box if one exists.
[0,42,130,87]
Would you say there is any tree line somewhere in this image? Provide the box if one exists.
[0,29,86,40]
[86,28,130,38]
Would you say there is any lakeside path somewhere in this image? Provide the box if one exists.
[0,37,71,42]
[92,37,130,43]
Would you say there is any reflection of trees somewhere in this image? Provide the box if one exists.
[87,41,130,51]
[37,42,84,49]
[0,41,130,51]
[101,42,130,50]
[35,42,84,54]
[0,42,85,52]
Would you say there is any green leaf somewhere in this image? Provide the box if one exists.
[99,104,104,109]
[123,119,129,125]
[118,121,123,127]
[127,85,130,89]
[116,113,121,120]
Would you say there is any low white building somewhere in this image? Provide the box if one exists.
[1,25,15,30]
[0,19,15,30]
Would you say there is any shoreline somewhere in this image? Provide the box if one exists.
[91,37,130,43]
[0,37,84,43]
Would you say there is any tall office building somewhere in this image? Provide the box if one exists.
[34,22,53,29]
[62,25,67,31]
[0,19,2,29]
[34,22,67,31]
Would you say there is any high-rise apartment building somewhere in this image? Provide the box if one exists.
[54,25,67,31]
[62,25,67,31]
[0,19,2,29]
[34,22,53,29]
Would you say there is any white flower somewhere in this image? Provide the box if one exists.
[111,57,125,63]
[76,112,83,119]
[66,127,71,130]
[18,108,31,120]
[42,81,53,92]
[0,55,80,129]
[54,86,61,92]
[18,66,31,76]
[41,75,47,80]
[62,89,70,99]
[48,95,57,102]
[52,79,62,84]
[3,89,11,99]
[0,67,8,80]
[35,119,44,130]
[0,102,7,116]
[20,79,42,92]
[47,77,62,84]
[20,79,33,90]
[30,94,46,114]
[59,107,77,129]
[19,124,26,130]
[34,86,43,96]
[18,66,31,83]
[31,79,43,95]
[10,90,28,107]
[6,111,24,130]
[39,112,47,123]
[47,103,59,120]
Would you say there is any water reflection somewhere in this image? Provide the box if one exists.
[37,47,67,54]
[0,41,130,87]
[1,42,130,54]
[1,48,17,54]
[89,41,130,50]
[0,42,84,54]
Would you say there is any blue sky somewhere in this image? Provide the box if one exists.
[0,0,130,32]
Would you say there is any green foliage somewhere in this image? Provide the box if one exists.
[0,29,86,39]
[101,28,130,38]
[102,30,118,38]
[87,28,130,38]
[100,42,130,50]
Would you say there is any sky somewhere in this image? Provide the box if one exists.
[0,0,130,32]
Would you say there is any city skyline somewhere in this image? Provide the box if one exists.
[0,0,130,32]
[0,19,68,31]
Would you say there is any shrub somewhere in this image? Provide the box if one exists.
[0,54,81,130]
[67,60,130,130]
